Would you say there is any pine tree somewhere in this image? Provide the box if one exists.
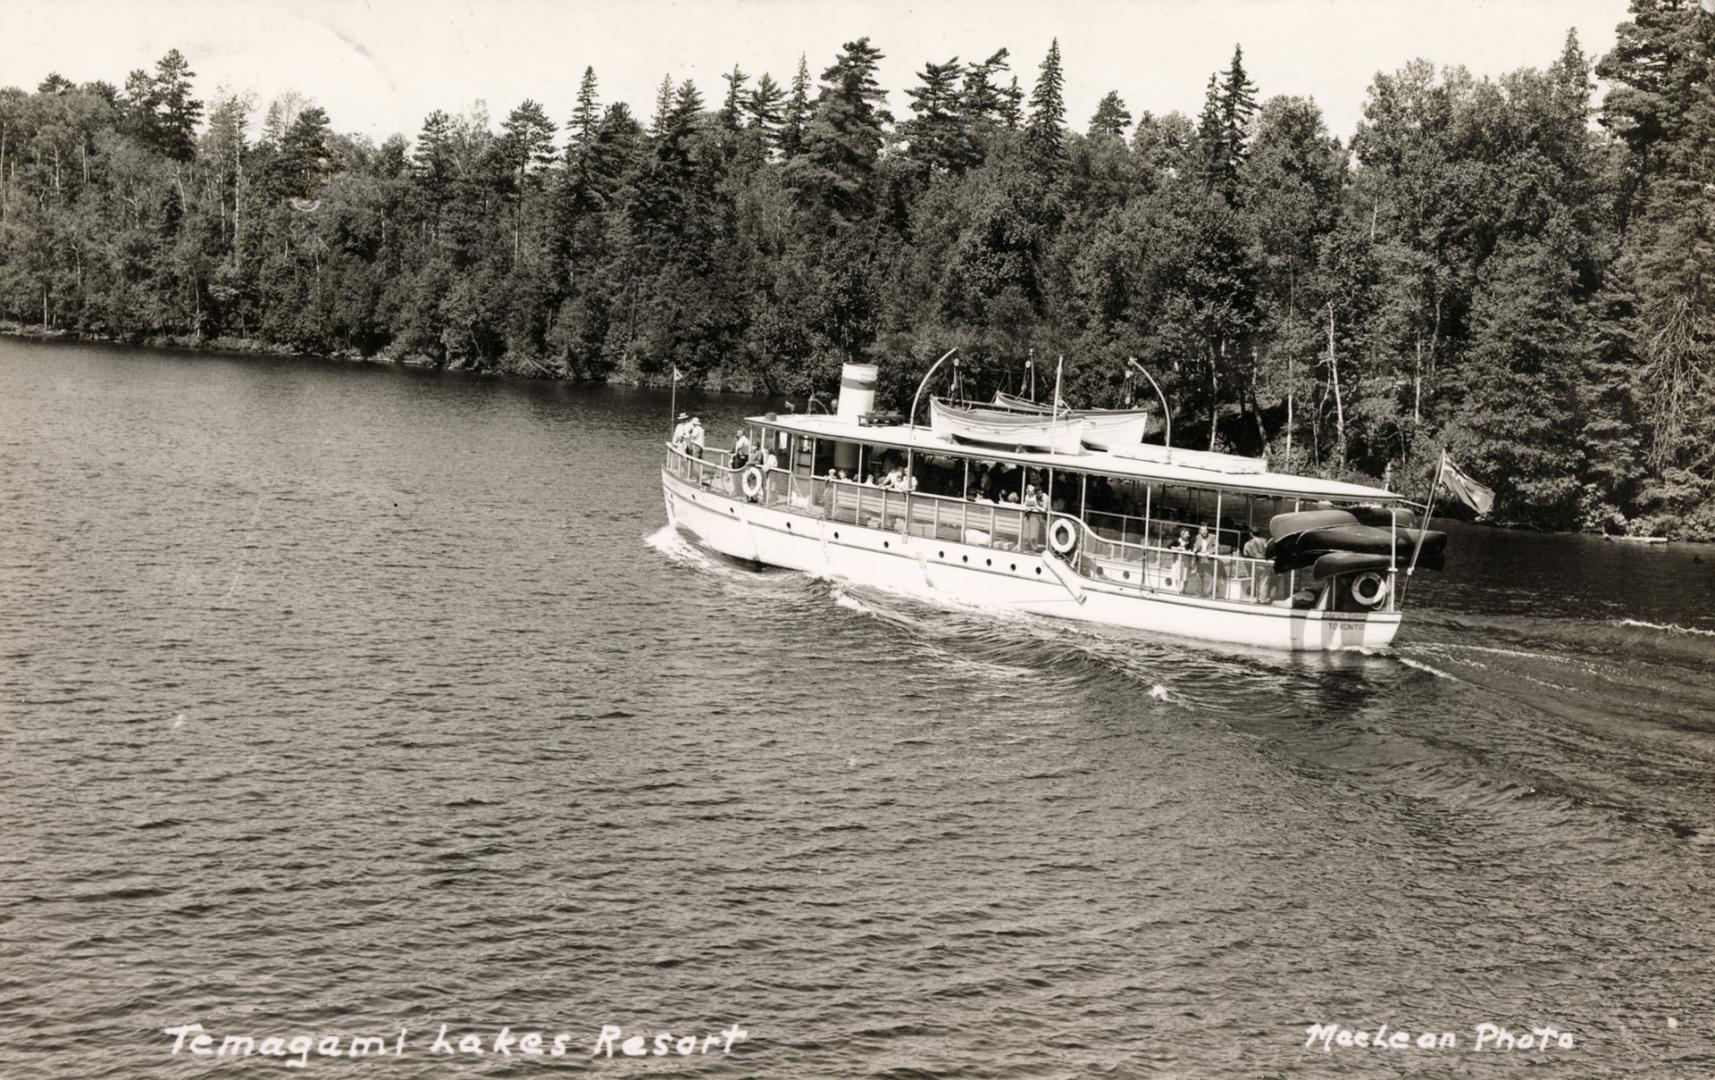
[650,75,675,137]
[1002,76,1024,130]
[1025,39,1066,174]
[904,58,968,174]
[120,68,158,145]
[1192,47,1258,202]
[1196,73,1225,187]
[152,48,203,162]
[1456,235,1585,527]
[500,98,557,259]
[747,72,786,150]
[1632,56,1715,474]
[1578,255,1649,527]
[781,55,811,158]
[277,104,331,196]
[502,99,558,182]
[580,102,641,212]
[413,109,455,189]
[669,80,705,135]
[1220,46,1258,170]
[959,49,1010,127]
[1088,90,1132,139]
[568,67,601,150]
[719,65,749,131]
[786,38,892,226]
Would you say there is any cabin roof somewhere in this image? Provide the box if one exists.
[750,413,1406,504]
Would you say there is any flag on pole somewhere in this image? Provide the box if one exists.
[1438,457,1495,515]
[671,366,682,382]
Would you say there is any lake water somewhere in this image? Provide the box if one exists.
[2,339,1713,1078]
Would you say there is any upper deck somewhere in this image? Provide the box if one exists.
[751,412,1408,506]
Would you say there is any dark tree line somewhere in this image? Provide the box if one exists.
[2,3,1713,537]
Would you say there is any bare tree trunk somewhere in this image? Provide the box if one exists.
[1208,342,1220,452]
[1413,336,1422,425]
[234,151,244,267]
[1328,305,1345,464]
[1249,368,1268,451]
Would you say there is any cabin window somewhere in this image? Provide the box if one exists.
[916,454,962,497]
[811,439,840,478]
[858,443,900,486]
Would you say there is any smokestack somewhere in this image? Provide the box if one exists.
[834,363,876,471]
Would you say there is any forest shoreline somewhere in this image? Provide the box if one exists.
[8,319,1706,544]
[0,319,773,388]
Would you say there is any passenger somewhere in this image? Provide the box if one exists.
[672,412,691,448]
[1188,525,1217,596]
[969,463,991,500]
[688,417,705,459]
[732,428,751,467]
[1241,527,1273,603]
[1022,484,1047,548]
[1170,527,1192,591]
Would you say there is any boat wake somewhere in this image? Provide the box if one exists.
[828,585,878,617]
[642,524,772,581]
[643,523,711,566]
[1392,654,1460,681]
[1612,617,1715,639]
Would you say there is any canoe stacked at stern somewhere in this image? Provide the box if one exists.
[1266,510,1446,574]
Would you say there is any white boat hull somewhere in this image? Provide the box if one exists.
[663,471,1400,652]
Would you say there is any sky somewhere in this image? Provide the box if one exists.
[1,0,1634,146]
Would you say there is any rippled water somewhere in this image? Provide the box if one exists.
[3,339,1713,1078]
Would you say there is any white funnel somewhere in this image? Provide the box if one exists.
[836,363,877,420]
[834,363,876,471]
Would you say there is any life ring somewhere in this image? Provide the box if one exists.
[741,466,764,499]
[1049,517,1080,555]
[1350,571,1390,608]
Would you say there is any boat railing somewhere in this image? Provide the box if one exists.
[663,441,751,497]
[1084,507,1248,554]
[1053,514,1291,604]
[775,475,1049,553]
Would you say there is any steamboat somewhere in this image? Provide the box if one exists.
[662,360,1445,651]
